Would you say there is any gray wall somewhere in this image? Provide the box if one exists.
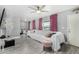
[0,6,25,37]
[57,10,74,40]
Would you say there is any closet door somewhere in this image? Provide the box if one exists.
[6,18,13,36]
[12,18,20,37]
[68,14,79,47]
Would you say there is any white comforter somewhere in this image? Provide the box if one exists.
[27,31,65,52]
[27,31,47,43]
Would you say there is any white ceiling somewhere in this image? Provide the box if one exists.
[1,5,79,21]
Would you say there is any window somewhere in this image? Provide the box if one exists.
[42,17,50,31]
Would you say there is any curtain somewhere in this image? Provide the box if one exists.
[38,18,42,30]
[50,14,57,31]
[32,20,36,29]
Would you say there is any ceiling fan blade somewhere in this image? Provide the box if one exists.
[40,5,45,10]
[41,10,48,12]
[33,5,40,10]
[72,7,79,12]
[28,7,37,11]
[34,5,45,10]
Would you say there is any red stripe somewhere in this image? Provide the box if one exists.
[39,18,42,30]
[32,20,36,29]
[50,14,57,31]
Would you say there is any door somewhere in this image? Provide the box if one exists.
[68,14,79,47]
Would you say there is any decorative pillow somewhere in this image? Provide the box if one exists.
[45,32,56,37]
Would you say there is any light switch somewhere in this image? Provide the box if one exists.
[62,27,65,30]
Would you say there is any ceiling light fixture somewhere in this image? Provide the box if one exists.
[36,10,41,13]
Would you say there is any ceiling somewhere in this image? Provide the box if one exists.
[1,5,79,21]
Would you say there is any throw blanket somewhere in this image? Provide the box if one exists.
[51,32,65,52]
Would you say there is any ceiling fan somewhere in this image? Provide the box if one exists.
[72,7,79,14]
[28,5,49,13]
